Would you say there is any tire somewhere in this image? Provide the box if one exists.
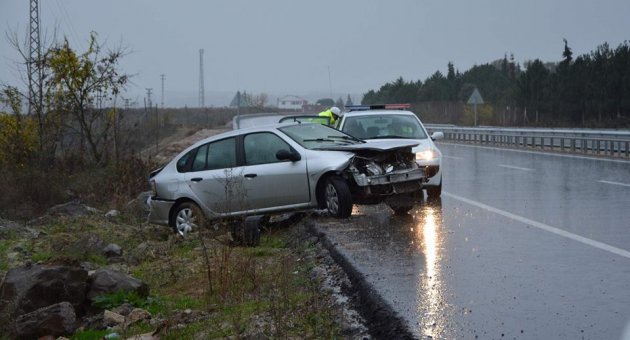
[324,176,353,218]
[169,201,200,236]
[427,178,442,198]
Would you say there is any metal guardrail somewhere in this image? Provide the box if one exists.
[424,125,630,158]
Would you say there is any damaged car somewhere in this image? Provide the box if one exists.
[148,122,426,235]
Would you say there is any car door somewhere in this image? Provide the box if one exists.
[185,137,248,214]
[241,132,310,210]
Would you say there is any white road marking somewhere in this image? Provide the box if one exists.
[436,142,630,164]
[442,155,464,160]
[498,164,534,171]
[598,180,630,188]
[443,191,630,260]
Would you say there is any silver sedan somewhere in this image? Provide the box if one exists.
[148,122,427,235]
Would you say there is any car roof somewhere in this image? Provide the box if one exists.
[340,109,417,118]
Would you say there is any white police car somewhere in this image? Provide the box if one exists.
[336,104,443,198]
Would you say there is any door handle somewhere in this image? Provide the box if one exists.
[190,177,203,182]
[244,174,257,178]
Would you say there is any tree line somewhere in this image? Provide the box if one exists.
[361,40,630,127]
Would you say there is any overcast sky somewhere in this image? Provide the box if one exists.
[1,0,629,106]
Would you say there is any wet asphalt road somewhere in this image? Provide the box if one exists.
[313,143,630,339]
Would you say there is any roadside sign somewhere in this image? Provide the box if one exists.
[467,88,484,126]
[467,88,484,105]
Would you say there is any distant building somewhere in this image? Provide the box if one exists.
[277,95,308,110]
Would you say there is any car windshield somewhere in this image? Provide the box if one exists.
[341,114,428,140]
[279,123,362,149]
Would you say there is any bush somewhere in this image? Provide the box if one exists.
[0,156,157,221]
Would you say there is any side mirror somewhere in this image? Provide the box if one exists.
[431,131,444,141]
[276,149,301,162]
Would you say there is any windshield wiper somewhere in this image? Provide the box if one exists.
[327,135,364,143]
[303,138,337,143]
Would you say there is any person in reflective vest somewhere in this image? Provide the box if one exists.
[318,106,341,125]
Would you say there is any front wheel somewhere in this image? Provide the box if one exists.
[169,202,201,236]
[324,176,353,218]
[427,178,442,198]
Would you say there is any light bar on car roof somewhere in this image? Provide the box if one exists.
[346,104,411,111]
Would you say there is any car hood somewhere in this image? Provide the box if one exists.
[314,139,419,152]
[363,138,434,152]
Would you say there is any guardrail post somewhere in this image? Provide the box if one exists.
[584,140,588,154]
[597,140,601,155]
[607,140,612,156]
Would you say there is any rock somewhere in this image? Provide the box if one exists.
[48,200,101,216]
[104,332,121,339]
[86,269,149,302]
[103,310,125,327]
[12,301,76,340]
[63,234,105,262]
[125,308,151,326]
[102,243,123,257]
[0,218,39,239]
[0,265,88,321]
[125,332,158,340]
[112,303,134,317]
[105,210,121,221]
[0,217,22,235]
[27,201,101,225]
[79,313,105,330]
[128,241,168,265]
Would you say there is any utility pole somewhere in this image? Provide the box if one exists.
[160,74,166,108]
[198,49,205,108]
[146,88,153,109]
[28,0,42,116]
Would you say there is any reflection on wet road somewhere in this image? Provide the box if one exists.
[413,202,447,338]
[314,144,630,339]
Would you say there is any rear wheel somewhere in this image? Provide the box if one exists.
[324,176,353,218]
[170,202,200,236]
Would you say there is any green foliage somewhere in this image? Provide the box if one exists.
[31,250,53,263]
[0,87,39,171]
[70,329,111,340]
[91,290,149,310]
[0,240,12,272]
[46,32,129,164]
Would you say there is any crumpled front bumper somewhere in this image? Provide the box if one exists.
[352,167,426,195]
